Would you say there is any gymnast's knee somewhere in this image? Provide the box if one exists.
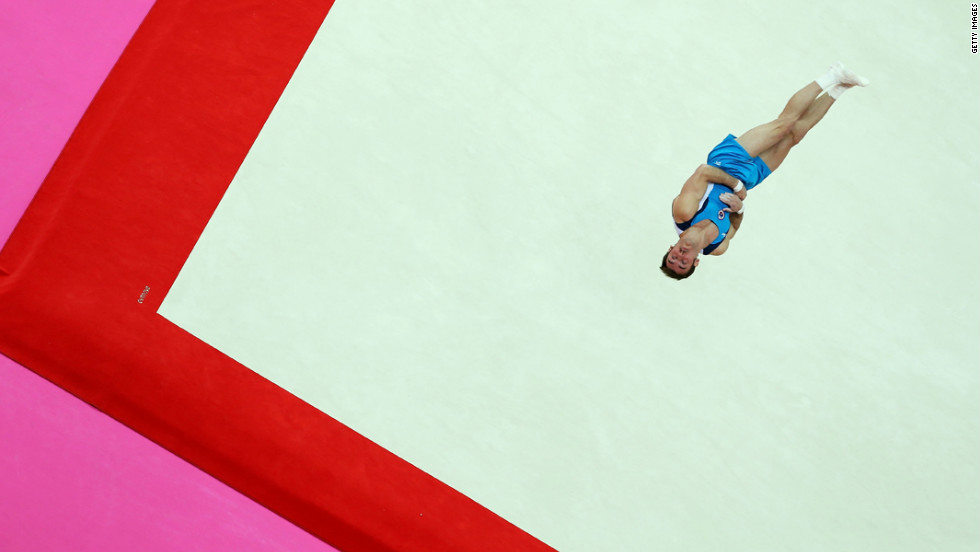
[779,114,801,132]
[790,123,808,145]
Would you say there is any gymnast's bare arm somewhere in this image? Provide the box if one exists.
[671,164,747,222]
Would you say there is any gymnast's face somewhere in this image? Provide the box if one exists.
[665,242,700,275]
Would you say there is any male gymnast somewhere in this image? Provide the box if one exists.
[661,62,869,280]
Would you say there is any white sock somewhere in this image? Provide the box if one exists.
[815,65,840,92]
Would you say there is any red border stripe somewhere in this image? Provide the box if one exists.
[0,1,554,550]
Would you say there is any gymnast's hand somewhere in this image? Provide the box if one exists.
[720,193,744,215]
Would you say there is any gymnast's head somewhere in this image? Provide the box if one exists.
[660,243,700,280]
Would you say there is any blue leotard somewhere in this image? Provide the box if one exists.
[706,134,772,190]
[672,135,774,254]
[673,184,731,255]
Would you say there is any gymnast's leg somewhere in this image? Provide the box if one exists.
[735,63,869,171]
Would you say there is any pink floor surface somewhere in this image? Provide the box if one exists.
[1,3,339,551]
[0,0,149,244]
[0,356,337,552]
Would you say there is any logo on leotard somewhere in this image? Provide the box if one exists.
[717,210,725,220]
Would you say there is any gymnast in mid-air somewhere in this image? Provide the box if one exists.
[661,62,869,280]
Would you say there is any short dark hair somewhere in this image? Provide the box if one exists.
[660,251,696,280]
